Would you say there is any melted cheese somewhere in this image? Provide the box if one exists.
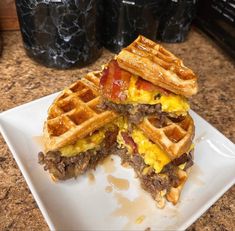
[125,75,189,115]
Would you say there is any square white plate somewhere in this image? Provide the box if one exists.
[0,93,234,231]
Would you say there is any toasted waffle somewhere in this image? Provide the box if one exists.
[138,114,195,160]
[166,169,188,205]
[116,35,198,97]
[43,71,118,152]
[156,169,188,208]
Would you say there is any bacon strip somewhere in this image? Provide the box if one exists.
[136,78,170,95]
[100,60,131,102]
[100,60,170,102]
[121,132,138,154]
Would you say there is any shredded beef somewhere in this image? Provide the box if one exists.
[38,128,118,180]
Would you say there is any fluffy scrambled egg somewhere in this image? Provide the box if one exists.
[59,117,129,157]
[126,75,189,116]
[59,123,117,157]
[59,129,106,157]
[131,129,171,173]
[116,119,171,173]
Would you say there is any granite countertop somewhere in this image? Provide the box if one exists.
[0,29,234,230]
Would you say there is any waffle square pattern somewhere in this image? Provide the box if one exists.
[43,71,118,152]
[138,114,195,159]
[117,35,198,97]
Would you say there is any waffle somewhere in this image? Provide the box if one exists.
[116,35,198,97]
[43,71,118,152]
[166,169,188,205]
[156,169,188,208]
[138,114,195,160]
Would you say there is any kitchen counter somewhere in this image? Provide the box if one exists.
[0,29,234,230]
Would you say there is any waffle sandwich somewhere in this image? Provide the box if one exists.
[38,71,118,180]
[100,35,198,124]
[38,35,198,207]
[116,114,194,207]
[99,35,197,206]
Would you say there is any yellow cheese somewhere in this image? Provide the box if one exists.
[125,75,189,115]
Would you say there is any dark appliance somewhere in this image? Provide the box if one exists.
[15,0,103,69]
[195,0,235,59]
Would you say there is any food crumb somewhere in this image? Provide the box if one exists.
[135,215,145,224]
[105,185,113,193]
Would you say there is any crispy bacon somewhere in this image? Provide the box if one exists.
[100,60,170,102]
[136,78,170,95]
[100,60,131,102]
[121,132,138,154]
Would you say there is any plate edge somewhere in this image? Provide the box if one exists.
[0,124,56,231]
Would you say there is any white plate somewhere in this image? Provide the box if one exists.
[0,93,234,231]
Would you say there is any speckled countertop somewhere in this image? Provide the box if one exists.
[0,29,234,230]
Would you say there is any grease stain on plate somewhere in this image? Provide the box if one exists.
[105,185,113,193]
[101,156,116,173]
[194,132,207,144]
[112,192,149,228]
[189,164,205,186]
[87,172,95,185]
[107,175,129,191]
[135,215,146,224]
[32,135,44,149]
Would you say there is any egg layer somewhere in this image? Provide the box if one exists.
[126,75,189,116]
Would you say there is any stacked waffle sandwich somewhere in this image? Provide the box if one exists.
[39,35,198,207]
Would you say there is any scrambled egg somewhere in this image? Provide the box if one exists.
[59,123,117,157]
[59,117,129,157]
[131,129,171,173]
[125,75,189,115]
[116,120,171,173]
[59,129,106,157]
[116,118,194,173]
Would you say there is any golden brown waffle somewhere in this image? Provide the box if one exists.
[155,169,188,208]
[43,71,118,152]
[166,169,188,205]
[138,114,195,160]
[116,35,198,97]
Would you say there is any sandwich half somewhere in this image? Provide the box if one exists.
[38,71,118,180]
[100,35,198,124]
[116,114,195,207]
